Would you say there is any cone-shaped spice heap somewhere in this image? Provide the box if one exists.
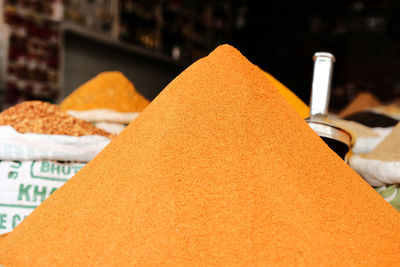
[1,45,400,266]
[339,92,382,118]
[60,71,150,112]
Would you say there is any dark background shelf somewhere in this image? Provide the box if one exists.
[233,0,400,112]
[62,29,185,101]
[4,0,400,111]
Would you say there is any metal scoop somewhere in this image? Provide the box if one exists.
[306,52,352,161]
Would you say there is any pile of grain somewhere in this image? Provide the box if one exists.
[0,101,113,138]
[1,45,400,266]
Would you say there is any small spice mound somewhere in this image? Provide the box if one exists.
[339,92,382,118]
[60,71,150,112]
[0,101,113,138]
[364,122,400,161]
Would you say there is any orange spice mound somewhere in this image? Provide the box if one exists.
[60,71,150,112]
[1,45,400,266]
[0,101,113,138]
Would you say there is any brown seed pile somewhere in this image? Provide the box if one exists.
[0,101,113,138]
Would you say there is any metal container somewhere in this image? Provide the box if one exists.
[306,52,352,161]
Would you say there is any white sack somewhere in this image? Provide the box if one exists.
[0,126,110,162]
[351,127,393,154]
[94,121,126,135]
[67,109,140,124]
[349,155,400,187]
[0,160,85,234]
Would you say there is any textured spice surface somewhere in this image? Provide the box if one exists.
[364,122,400,161]
[0,101,113,138]
[1,45,400,266]
[60,71,150,112]
[263,70,310,118]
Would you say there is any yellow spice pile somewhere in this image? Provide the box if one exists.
[0,101,113,138]
[60,71,150,112]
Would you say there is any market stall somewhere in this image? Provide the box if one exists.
[1,44,400,266]
[1,0,400,266]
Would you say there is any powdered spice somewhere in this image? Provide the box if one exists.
[0,101,113,138]
[339,92,382,118]
[60,71,150,112]
[1,45,400,265]
[262,69,309,118]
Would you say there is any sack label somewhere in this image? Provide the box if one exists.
[0,160,85,234]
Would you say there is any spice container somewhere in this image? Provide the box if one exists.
[306,52,352,161]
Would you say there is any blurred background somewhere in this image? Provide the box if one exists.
[1,0,400,112]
